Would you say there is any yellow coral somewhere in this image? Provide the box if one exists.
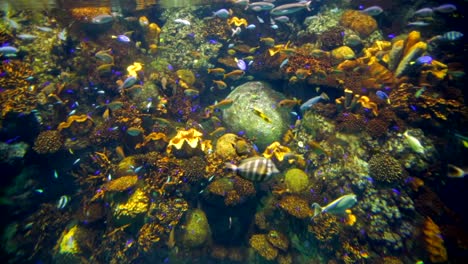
[58,225,80,254]
[167,128,211,156]
[57,114,93,131]
[357,96,378,116]
[249,234,278,261]
[135,132,168,149]
[228,17,248,27]
[104,175,139,192]
[262,141,292,162]
[114,188,149,218]
[127,62,143,77]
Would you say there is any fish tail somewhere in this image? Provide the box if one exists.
[225,162,237,171]
[306,1,312,11]
[320,92,329,101]
[311,203,322,218]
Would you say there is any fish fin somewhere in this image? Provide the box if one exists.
[311,203,322,218]
[225,162,237,171]
[320,92,329,101]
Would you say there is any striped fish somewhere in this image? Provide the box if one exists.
[226,157,280,182]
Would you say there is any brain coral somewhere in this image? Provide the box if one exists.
[368,153,404,183]
[340,10,377,38]
[33,130,63,154]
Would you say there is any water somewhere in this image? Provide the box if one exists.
[0,0,467,263]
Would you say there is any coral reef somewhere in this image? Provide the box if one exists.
[284,168,309,193]
[279,195,313,219]
[423,217,448,263]
[249,234,278,261]
[340,10,378,38]
[308,213,340,242]
[33,130,63,154]
[368,153,405,183]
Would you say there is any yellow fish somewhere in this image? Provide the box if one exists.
[252,107,272,123]
[260,37,275,47]
[213,80,228,90]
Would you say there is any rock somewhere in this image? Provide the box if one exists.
[222,81,291,151]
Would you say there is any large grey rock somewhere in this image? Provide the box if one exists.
[222,81,291,150]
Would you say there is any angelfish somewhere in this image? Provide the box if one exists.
[311,194,357,218]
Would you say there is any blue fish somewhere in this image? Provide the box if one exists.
[235,58,247,70]
[376,90,390,104]
[91,14,114,24]
[112,34,131,43]
[300,92,329,113]
[414,55,433,65]
[433,4,457,13]
[311,194,357,217]
[0,46,19,55]
[213,9,230,19]
[120,76,137,89]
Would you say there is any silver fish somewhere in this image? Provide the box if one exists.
[311,194,357,217]
[360,6,383,16]
[300,92,329,112]
[270,1,311,16]
[226,157,279,182]
[91,14,114,24]
[57,195,70,209]
[413,7,433,17]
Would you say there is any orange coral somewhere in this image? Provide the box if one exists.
[340,10,378,37]
[262,141,292,162]
[423,217,448,263]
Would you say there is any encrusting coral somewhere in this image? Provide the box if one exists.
[33,130,63,154]
[368,153,404,183]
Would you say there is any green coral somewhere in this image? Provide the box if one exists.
[182,209,210,248]
[368,153,404,183]
[284,168,309,193]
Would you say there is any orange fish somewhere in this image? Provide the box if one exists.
[224,70,245,80]
[207,68,226,75]
[212,80,228,90]
[210,99,234,109]
[278,98,301,108]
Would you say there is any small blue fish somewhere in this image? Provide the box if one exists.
[300,92,329,113]
[213,9,231,19]
[376,91,390,104]
[360,6,383,16]
[112,35,131,43]
[35,26,53,32]
[73,158,81,165]
[270,24,279,30]
[0,46,19,55]
[54,170,59,179]
[414,55,433,65]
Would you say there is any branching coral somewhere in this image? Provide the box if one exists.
[137,222,165,252]
[33,130,63,154]
[0,87,38,118]
[0,60,34,90]
[368,153,404,183]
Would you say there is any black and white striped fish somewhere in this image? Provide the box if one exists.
[226,157,280,182]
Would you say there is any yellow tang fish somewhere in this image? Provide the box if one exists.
[252,107,272,123]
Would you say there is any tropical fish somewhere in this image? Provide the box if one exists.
[57,195,70,209]
[252,107,272,123]
[300,92,329,112]
[213,8,231,19]
[235,58,247,70]
[0,46,18,56]
[207,68,226,75]
[260,37,275,46]
[209,99,234,109]
[274,16,290,23]
[270,1,311,16]
[246,24,256,30]
[432,4,457,13]
[279,58,289,68]
[403,130,425,154]
[226,157,280,182]
[91,14,114,24]
[119,76,137,89]
[413,55,433,65]
[139,16,149,27]
[413,7,434,17]
[17,33,38,40]
[212,80,228,90]
[112,34,131,43]
[95,49,114,63]
[376,91,391,104]
[278,98,301,108]
[407,21,431,27]
[247,2,275,12]
[441,31,463,41]
[174,18,191,25]
[209,127,226,137]
[224,69,245,80]
[184,89,200,96]
[360,6,383,16]
[447,164,467,178]
[311,194,357,218]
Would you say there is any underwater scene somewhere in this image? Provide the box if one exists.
[0,0,467,263]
